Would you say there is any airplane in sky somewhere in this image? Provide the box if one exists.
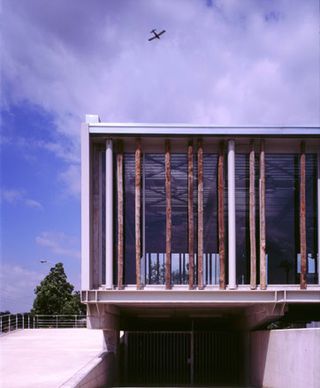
[148,29,166,41]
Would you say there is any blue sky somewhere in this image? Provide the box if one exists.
[1,0,319,313]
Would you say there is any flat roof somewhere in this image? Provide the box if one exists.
[85,117,320,136]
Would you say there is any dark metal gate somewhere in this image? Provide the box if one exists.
[122,331,242,386]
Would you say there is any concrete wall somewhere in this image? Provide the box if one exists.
[61,352,116,388]
[250,328,320,388]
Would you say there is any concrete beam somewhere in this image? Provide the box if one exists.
[87,304,119,330]
[82,288,320,305]
[242,303,287,330]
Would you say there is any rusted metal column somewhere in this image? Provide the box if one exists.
[188,141,194,289]
[117,140,124,289]
[249,142,257,289]
[135,139,142,289]
[165,140,172,289]
[259,140,266,290]
[218,142,225,289]
[198,139,204,289]
[300,141,307,289]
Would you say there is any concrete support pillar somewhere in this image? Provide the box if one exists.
[318,151,320,285]
[105,139,113,289]
[103,329,119,386]
[103,330,119,353]
[228,139,236,289]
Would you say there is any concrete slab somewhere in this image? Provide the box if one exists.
[0,329,104,388]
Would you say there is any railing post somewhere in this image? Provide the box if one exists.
[56,315,58,328]
[28,315,30,329]
[8,315,11,332]
[16,314,18,330]
[75,315,77,328]
[0,316,2,333]
[22,314,24,329]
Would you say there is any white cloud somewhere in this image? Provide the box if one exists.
[2,189,23,203]
[35,231,80,260]
[58,164,81,199]
[24,199,43,210]
[1,189,43,210]
[0,264,44,313]
[2,0,319,132]
[1,0,319,200]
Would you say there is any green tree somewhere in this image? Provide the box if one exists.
[31,262,86,315]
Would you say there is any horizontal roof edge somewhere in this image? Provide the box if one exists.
[86,122,320,136]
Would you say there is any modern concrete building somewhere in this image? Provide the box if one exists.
[81,116,320,386]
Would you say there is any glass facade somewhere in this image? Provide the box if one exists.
[306,154,318,283]
[203,154,219,285]
[171,154,189,285]
[118,148,318,287]
[266,154,318,284]
[144,154,166,284]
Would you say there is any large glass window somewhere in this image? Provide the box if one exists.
[120,149,318,287]
[265,154,319,284]
[144,154,166,284]
[171,154,189,284]
[266,154,299,284]
[121,151,222,286]
[203,154,219,285]
[235,154,250,284]
[306,154,318,283]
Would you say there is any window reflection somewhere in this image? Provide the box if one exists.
[120,150,318,287]
[265,154,318,284]
[171,154,189,284]
[144,154,166,284]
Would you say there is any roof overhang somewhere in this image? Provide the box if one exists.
[88,123,320,137]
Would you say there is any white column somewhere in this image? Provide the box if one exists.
[228,139,236,289]
[318,151,320,285]
[105,139,113,289]
[81,123,91,290]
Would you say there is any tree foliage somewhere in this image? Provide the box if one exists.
[32,262,86,315]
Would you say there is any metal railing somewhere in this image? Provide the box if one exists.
[0,314,87,334]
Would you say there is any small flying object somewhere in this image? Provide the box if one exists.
[148,29,166,41]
